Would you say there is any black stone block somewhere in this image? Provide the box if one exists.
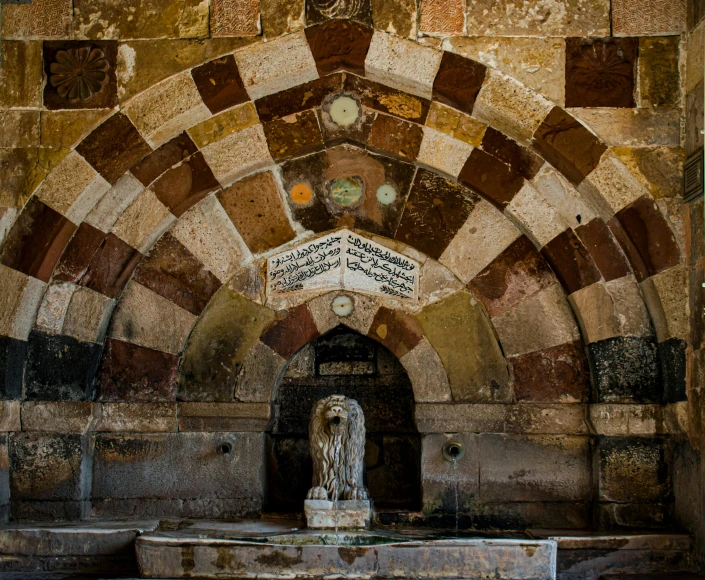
[588,336,660,403]
[0,336,26,399]
[315,326,376,364]
[25,331,102,401]
[659,338,687,403]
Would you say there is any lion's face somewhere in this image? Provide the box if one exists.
[322,395,349,435]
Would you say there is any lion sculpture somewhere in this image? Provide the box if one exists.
[307,395,368,502]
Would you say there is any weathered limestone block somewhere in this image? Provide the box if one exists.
[640,266,688,342]
[235,341,287,402]
[304,500,372,529]
[416,404,504,433]
[109,281,197,355]
[178,402,271,431]
[200,125,273,187]
[449,37,566,105]
[97,402,177,432]
[589,404,664,436]
[365,31,442,99]
[21,402,96,433]
[505,182,568,248]
[260,0,305,38]
[62,286,115,344]
[570,108,681,147]
[371,0,417,37]
[416,292,510,402]
[505,404,589,434]
[85,173,145,233]
[73,0,209,40]
[0,111,41,148]
[0,265,46,342]
[0,41,43,108]
[188,103,259,149]
[399,339,452,403]
[425,102,486,147]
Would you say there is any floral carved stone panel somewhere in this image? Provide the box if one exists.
[43,41,118,110]
[565,38,637,108]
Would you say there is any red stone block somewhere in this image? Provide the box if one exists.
[260,304,320,360]
[256,75,343,123]
[130,132,198,187]
[432,51,486,116]
[191,54,250,115]
[368,307,423,358]
[151,152,220,217]
[541,229,601,294]
[0,197,76,283]
[575,218,630,282]
[81,233,141,299]
[305,20,374,76]
[53,221,106,283]
[481,127,544,180]
[367,114,423,161]
[458,148,525,209]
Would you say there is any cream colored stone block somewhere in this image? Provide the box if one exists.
[109,281,197,355]
[111,188,175,252]
[234,32,318,100]
[532,165,597,229]
[439,199,521,284]
[35,282,76,335]
[568,108,681,147]
[63,287,115,344]
[505,182,568,248]
[604,275,652,338]
[568,282,621,344]
[0,208,18,248]
[96,402,177,432]
[22,402,96,433]
[415,403,505,432]
[505,404,589,434]
[0,401,20,432]
[400,338,452,403]
[585,155,649,215]
[236,340,287,402]
[419,259,464,306]
[687,20,705,93]
[124,70,211,148]
[473,69,553,144]
[307,291,379,336]
[448,37,566,105]
[417,127,473,177]
[201,124,273,187]
[170,195,250,283]
[640,266,688,342]
[85,173,145,233]
[492,283,580,356]
[589,404,663,436]
[0,265,46,341]
[365,31,443,99]
[664,401,688,435]
[35,151,110,222]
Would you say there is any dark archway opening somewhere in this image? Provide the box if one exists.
[265,325,421,514]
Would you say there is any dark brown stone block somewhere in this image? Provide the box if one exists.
[480,128,543,180]
[510,341,590,403]
[279,152,335,233]
[597,436,671,503]
[575,218,630,282]
[368,307,423,358]
[688,198,705,268]
[0,197,76,283]
[395,168,480,260]
[305,20,374,76]
[639,37,680,107]
[468,236,555,317]
[0,336,26,400]
[151,152,219,217]
[616,196,681,277]
[690,267,704,350]
[43,41,118,110]
[344,74,430,123]
[541,229,601,295]
[458,148,524,209]
[133,232,221,316]
[532,107,607,185]
[565,38,637,108]
[81,233,141,299]
[367,113,423,161]
[595,501,672,530]
[263,109,324,162]
[305,0,372,25]
[217,171,296,255]
[607,217,650,282]
[99,338,178,402]
[432,51,486,116]
[260,304,319,360]
[76,112,152,185]
[130,132,198,187]
[10,433,84,501]
[256,75,343,123]
[191,54,249,115]
[53,222,106,283]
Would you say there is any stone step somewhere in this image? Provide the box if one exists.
[529,530,693,580]
[0,521,159,573]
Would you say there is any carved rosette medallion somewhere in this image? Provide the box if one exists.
[49,47,110,103]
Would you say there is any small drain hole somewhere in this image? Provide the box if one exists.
[220,442,233,454]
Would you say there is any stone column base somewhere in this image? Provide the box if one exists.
[304,499,372,529]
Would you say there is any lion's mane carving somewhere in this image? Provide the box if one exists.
[307,395,368,501]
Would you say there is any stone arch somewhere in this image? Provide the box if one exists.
[0,20,679,407]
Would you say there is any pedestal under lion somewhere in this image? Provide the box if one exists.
[304,395,372,529]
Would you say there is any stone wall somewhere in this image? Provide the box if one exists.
[0,0,695,543]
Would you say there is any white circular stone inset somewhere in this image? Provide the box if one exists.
[329,96,360,127]
[376,184,397,205]
[331,295,354,317]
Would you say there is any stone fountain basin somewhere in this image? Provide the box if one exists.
[136,529,557,580]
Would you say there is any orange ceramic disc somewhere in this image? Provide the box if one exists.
[291,183,313,205]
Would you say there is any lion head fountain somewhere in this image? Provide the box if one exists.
[305,395,371,529]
